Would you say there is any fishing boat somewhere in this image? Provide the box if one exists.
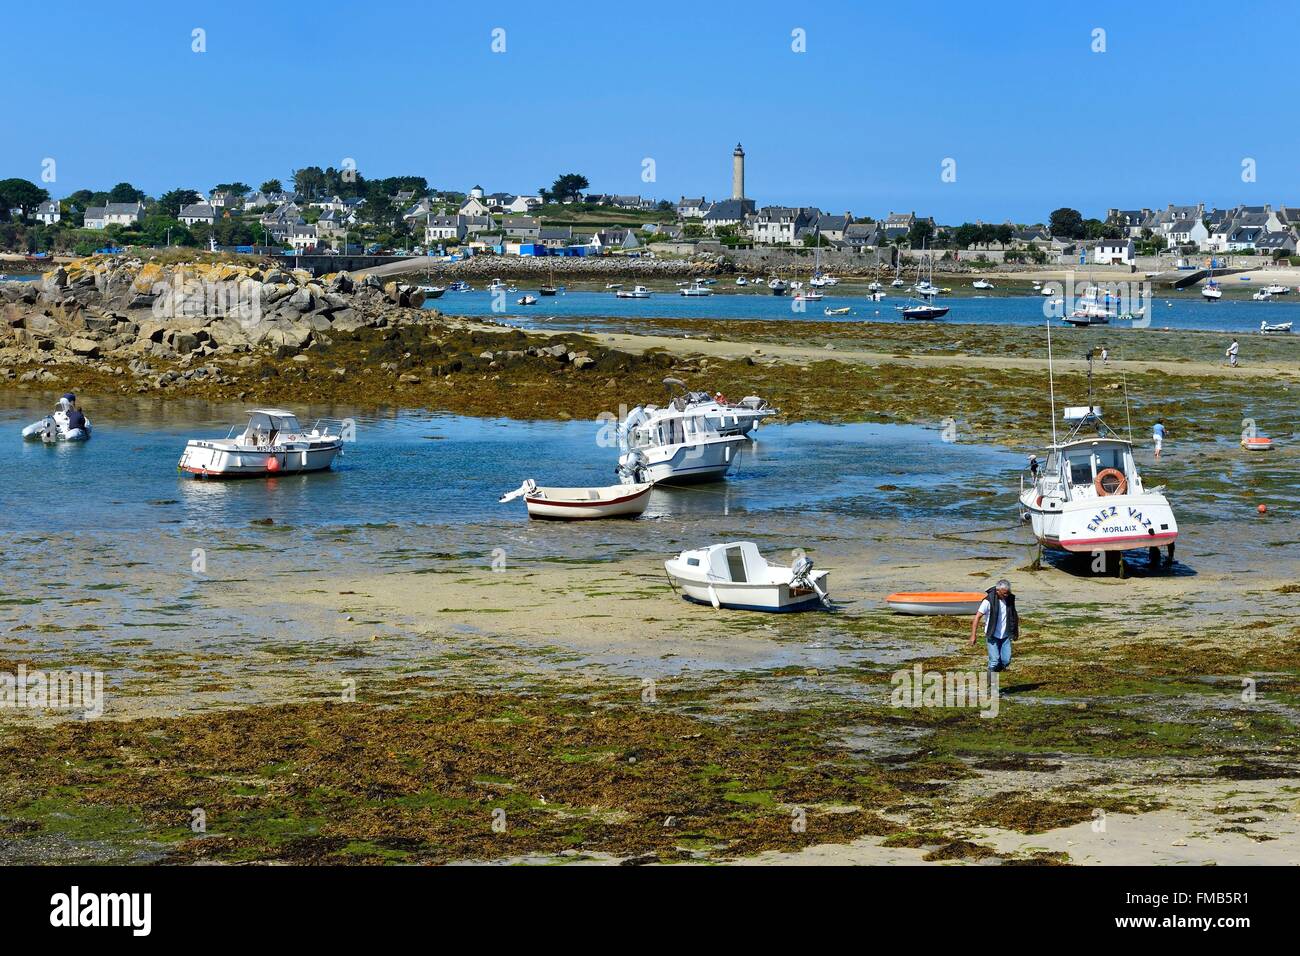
[617,409,747,484]
[1019,344,1178,574]
[1241,435,1275,452]
[499,478,653,519]
[768,278,789,296]
[615,285,652,298]
[1260,319,1293,333]
[21,394,91,442]
[621,378,777,439]
[679,280,713,296]
[866,290,886,301]
[972,279,994,290]
[664,542,830,612]
[517,295,538,305]
[824,306,852,316]
[884,592,985,615]
[178,409,343,479]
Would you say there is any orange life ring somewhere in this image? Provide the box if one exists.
[1095,468,1127,496]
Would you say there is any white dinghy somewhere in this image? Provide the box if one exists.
[178,409,343,479]
[664,542,831,612]
[499,479,653,520]
[22,393,91,442]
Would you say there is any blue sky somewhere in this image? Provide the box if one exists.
[5,0,1297,223]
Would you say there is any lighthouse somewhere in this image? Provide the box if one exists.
[732,143,745,200]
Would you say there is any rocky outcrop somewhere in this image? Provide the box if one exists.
[0,254,438,371]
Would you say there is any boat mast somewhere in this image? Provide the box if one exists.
[1046,315,1058,446]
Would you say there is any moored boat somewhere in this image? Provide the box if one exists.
[499,479,653,519]
[1260,319,1293,333]
[178,409,343,479]
[664,542,830,612]
[615,285,652,298]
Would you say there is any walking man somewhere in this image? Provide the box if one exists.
[1152,419,1166,461]
[1101,346,1109,366]
[970,579,1018,673]
[1226,338,1239,368]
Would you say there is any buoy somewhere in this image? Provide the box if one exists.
[266,456,281,472]
[1258,504,1268,515]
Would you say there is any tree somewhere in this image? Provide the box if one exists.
[158,188,202,218]
[260,179,283,194]
[213,182,251,196]
[0,178,50,221]
[292,167,326,201]
[108,182,146,203]
[906,219,935,249]
[548,173,589,203]
[1049,207,1085,239]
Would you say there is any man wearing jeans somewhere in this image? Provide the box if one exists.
[970,579,1018,672]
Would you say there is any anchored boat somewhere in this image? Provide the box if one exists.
[664,542,830,612]
[499,479,653,519]
[178,409,343,479]
[615,285,652,298]
[617,408,746,485]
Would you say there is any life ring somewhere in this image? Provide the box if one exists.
[1095,468,1127,496]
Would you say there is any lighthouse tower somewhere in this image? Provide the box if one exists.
[732,143,745,200]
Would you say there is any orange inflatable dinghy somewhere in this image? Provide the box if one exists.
[885,591,986,615]
[1242,436,1274,451]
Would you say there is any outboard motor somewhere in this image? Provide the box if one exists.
[499,479,538,503]
[615,449,649,484]
[791,554,831,607]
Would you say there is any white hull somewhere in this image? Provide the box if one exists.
[665,542,829,612]
[1020,488,1177,553]
[643,437,744,484]
[179,439,341,477]
[22,412,92,442]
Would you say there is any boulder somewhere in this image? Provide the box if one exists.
[67,338,101,358]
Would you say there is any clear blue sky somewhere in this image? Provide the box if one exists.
[6,0,1297,223]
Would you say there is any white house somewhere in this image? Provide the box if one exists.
[425,214,468,243]
[702,198,754,232]
[179,203,218,227]
[1091,238,1135,266]
[1165,219,1209,250]
[285,222,318,252]
[750,207,818,245]
[458,196,490,217]
[507,195,541,214]
[676,196,709,219]
[83,202,145,229]
[34,200,61,224]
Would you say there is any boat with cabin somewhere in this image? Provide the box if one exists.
[178,409,343,479]
[615,285,652,298]
[617,409,747,485]
[664,542,830,612]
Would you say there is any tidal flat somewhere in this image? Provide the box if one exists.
[1,311,1297,865]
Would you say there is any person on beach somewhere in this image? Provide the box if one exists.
[970,579,1018,673]
[1226,339,1239,368]
[1152,419,1166,461]
[1101,346,1109,366]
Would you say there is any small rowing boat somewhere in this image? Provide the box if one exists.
[499,479,653,520]
[1242,436,1275,452]
[885,592,985,615]
[824,306,851,316]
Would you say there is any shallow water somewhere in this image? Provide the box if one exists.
[424,287,1300,335]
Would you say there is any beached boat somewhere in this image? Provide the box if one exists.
[1241,435,1274,452]
[768,278,789,296]
[617,409,747,484]
[679,280,713,296]
[885,592,985,615]
[499,478,653,519]
[605,282,622,290]
[615,285,652,298]
[1264,283,1288,295]
[972,279,995,290]
[735,277,748,286]
[1202,266,1222,300]
[664,542,830,612]
[178,409,343,479]
[1252,290,1272,301]
[1260,319,1292,333]
[21,394,91,442]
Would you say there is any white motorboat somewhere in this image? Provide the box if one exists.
[517,295,538,305]
[178,409,343,479]
[617,409,747,485]
[793,288,824,301]
[664,542,830,612]
[22,394,91,442]
[824,306,852,316]
[679,280,713,296]
[616,285,652,298]
[972,278,994,290]
[866,290,886,301]
[622,378,777,439]
[1260,319,1293,333]
[487,279,508,294]
[1252,290,1272,301]
[499,478,652,520]
[1264,283,1289,295]
[735,277,748,286]
[767,278,789,296]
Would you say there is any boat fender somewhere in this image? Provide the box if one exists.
[1094,468,1127,496]
[1036,494,1043,507]
[267,455,281,473]
[706,584,721,610]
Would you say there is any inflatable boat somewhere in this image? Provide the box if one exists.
[22,394,92,442]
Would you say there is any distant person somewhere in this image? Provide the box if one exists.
[970,579,1018,673]
[1152,419,1166,460]
[65,401,87,434]
[1101,347,1109,366]
[1226,338,1239,368]
[1027,453,1039,478]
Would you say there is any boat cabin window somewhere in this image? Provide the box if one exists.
[1066,453,1094,486]
[725,546,747,583]
[1092,446,1126,474]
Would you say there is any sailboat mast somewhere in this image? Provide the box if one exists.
[1046,316,1058,446]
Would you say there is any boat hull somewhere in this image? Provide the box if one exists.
[524,484,652,519]
[668,573,830,612]
[179,440,342,478]
[885,592,984,615]
[1020,490,1177,553]
[643,438,744,484]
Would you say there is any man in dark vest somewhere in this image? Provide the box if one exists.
[969,579,1018,672]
